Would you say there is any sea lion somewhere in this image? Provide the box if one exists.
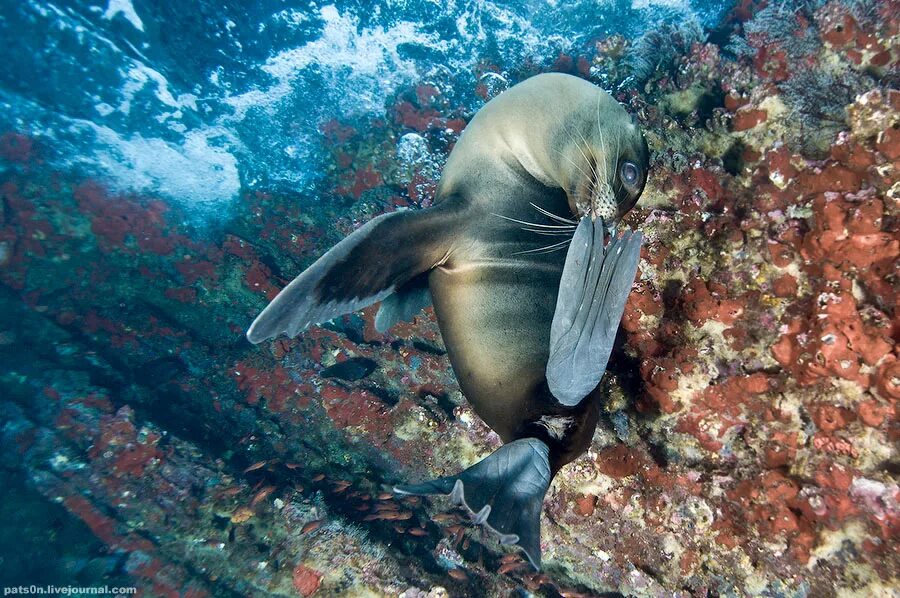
[247,72,650,569]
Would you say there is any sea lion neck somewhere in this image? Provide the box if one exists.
[437,73,602,206]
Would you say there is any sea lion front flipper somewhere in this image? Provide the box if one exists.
[374,273,432,333]
[394,438,551,570]
[247,203,461,344]
[546,217,642,406]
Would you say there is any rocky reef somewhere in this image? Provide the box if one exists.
[1,1,897,596]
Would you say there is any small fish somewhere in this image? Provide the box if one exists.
[285,462,302,470]
[447,569,468,582]
[408,527,427,537]
[300,519,324,534]
[354,504,370,511]
[498,561,525,575]
[393,525,406,533]
[431,513,457,523]
[377,492,394,500]
[363,514,381,521]
[243,461,267,473]
[395,511,413,520]
[230,507,254,524]
[217,486,243,497]
[500,553,521,564]
[445,525,462,536]
[332,480,350,494]
[250,485,276,507]
[312,473,325,482]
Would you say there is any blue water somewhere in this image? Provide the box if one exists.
[0,0,731,212]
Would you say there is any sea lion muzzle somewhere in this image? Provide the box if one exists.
[247,73,650,569]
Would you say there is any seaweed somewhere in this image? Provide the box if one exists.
[780,66,868,127]
[726,0,823,59]
[625,19,706,85]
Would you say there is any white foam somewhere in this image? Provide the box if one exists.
[631,0,688,9]
[102,0,144,32]
[225,5,444,119]
[1,87,240,209]
[118,64,197,115]
[88,125,241,206]
[95,102,115,116]
[271,8,312,27]
[11,0,719,214]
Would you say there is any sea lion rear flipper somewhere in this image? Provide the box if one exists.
[546,217,642,406]
[247,203,460,344]
[374,273,432,333]
[394,438,550,570]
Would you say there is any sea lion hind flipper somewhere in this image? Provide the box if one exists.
[394,438,550,570]
[546,218,642,406]
[247,205,459,343]
[374,273,432,333]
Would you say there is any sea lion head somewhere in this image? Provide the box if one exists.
[557,93,650,226]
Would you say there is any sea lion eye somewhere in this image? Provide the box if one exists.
[620,161,639,185]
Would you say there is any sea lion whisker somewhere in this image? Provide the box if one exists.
[614,124,621,178]
[529,203,577,224]
[491,213,576,229]
[511,238,571,255]
[527,229,577,236]
[566,128,594,169]
[523,228,575,236]
[572,128,602,216]
[575,142,593,170]
[596,94,611,186]
[525,244,572,255]
[599,128,609,180]
[573,128,598,164]
[552,147,593,182]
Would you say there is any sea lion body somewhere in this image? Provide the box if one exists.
[428,74,645,464]
[247,73,650,568]
[427,177,599,470]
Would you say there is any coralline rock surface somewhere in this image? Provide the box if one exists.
[1,1,897,596]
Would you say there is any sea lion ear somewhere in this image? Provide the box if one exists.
[246,205,458,344]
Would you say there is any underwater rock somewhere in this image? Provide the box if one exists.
[731,106,767,131]
[2,1,898,596]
